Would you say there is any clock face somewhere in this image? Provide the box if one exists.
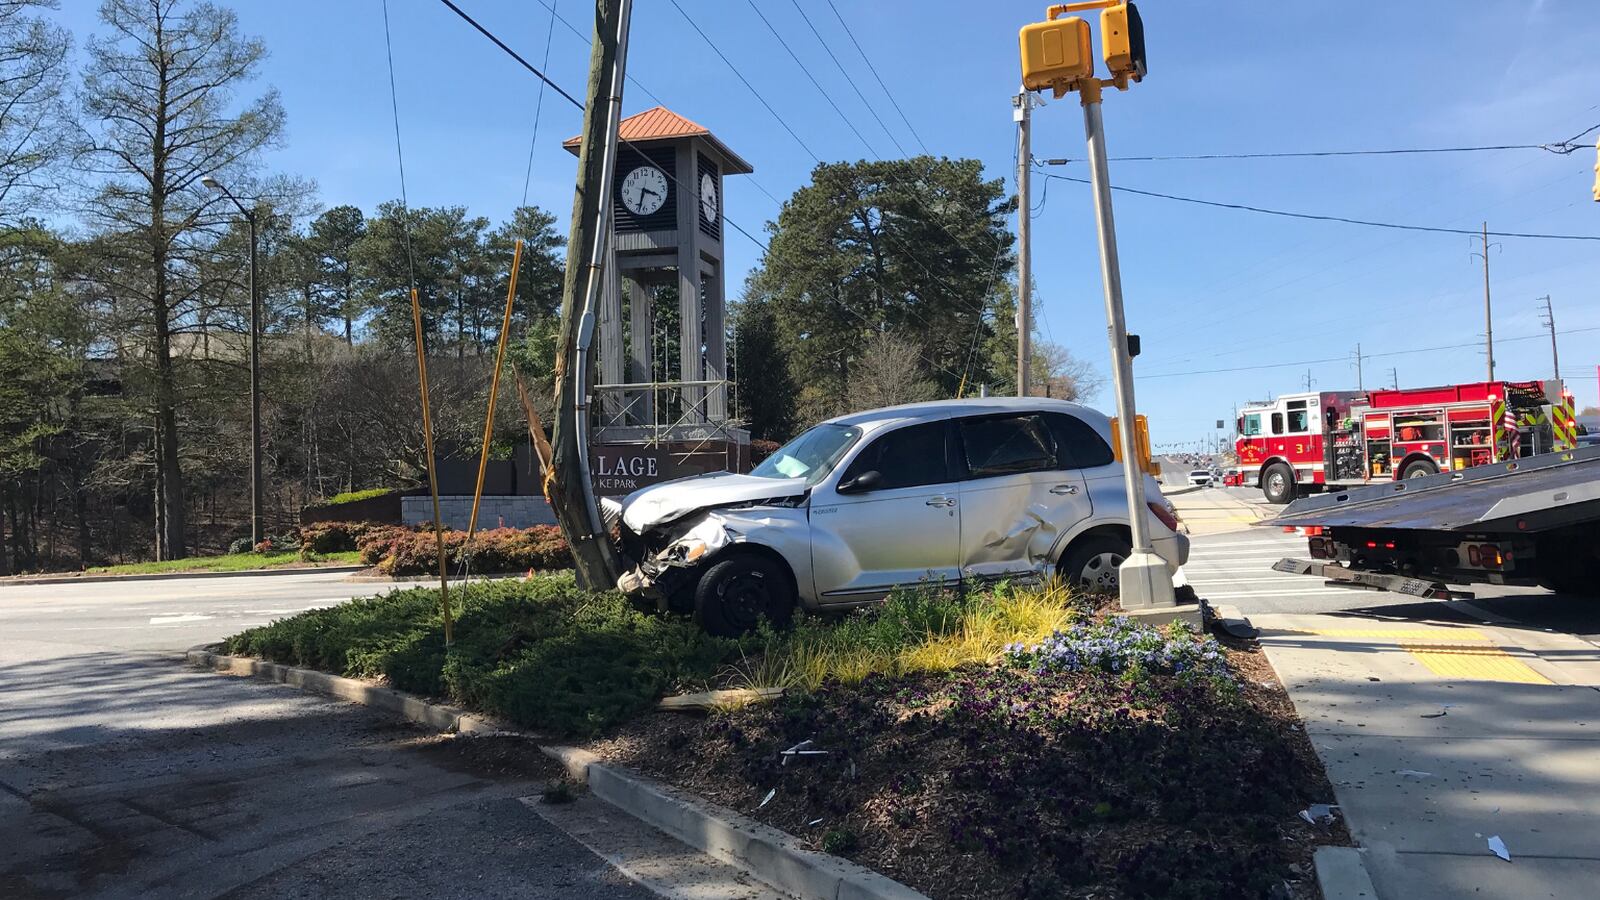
[620,165,668,216]
[699,173,718,224]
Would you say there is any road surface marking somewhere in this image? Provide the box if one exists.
[1400,643,1552,684]
[148,614,215,625]
[1200,588,1374,599]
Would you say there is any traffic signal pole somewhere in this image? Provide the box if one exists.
[1076,78,1173,609]
[1014,89,1033,397]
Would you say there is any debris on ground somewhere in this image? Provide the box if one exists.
[1488,834,1512,862]
[1298,803,1340,826]
[1395,769,1434,779]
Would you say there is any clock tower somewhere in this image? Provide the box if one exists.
[562,107,754,491]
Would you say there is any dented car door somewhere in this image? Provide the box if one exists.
[808,420,961,603]
[955,412,1093,580]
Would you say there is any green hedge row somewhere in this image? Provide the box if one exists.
[223,576,736,735]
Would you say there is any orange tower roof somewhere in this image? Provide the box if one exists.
[563,106,752,174]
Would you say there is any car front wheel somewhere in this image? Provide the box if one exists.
[693,552,795,637]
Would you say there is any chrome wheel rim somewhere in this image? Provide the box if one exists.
[1079,551,1125,593]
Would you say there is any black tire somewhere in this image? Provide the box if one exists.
[1400,459,1438,480]
[693,552,795,637]
[1059,535,1133,596]
[1262,463,1297,505]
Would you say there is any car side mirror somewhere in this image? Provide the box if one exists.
[839,470,882,494]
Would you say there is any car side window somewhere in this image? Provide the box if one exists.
[838,421,951,490]
[1044,412,1114,469]
[958,414,1056,478]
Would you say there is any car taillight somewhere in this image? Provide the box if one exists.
[1147,501,1179,532]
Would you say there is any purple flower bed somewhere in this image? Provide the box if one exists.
[1004,617,1233,682]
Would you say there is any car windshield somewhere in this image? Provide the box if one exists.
[750,423,862,486]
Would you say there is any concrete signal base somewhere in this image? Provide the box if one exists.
[1117,551,1202,629]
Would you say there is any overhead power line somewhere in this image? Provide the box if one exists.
[425,0,969,385]
[1042,125,1600,164]
[823,0,928,155]
[1135,325,1600,380]
[1035,170,1600,241]
[436,0,584,110]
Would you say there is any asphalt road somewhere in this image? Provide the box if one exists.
[1174,484,1600,641]
[0,572,657,900]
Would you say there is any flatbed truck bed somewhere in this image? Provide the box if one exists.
[1263,444,1600,598]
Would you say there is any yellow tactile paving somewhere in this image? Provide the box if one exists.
[1399,643,1553,685]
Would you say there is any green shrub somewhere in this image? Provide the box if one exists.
[383,525,571,576]
[224,575,739,735]
[299,520,397,557]
[320,487,397,507]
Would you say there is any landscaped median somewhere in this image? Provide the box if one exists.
[220,576,1347,898]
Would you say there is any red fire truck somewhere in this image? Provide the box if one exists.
[1235,380,1575,504]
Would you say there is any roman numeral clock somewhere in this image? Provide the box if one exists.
[562,106,754,494]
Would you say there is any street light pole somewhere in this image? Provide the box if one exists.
[202,176,263,546]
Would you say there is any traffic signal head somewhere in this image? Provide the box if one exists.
[1100,2,1147,82]
[1020,14,1093,95]
[1592,136,1599,202]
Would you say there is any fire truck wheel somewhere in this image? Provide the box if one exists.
[1400,459,1438,480]
[1262,463,1296,505]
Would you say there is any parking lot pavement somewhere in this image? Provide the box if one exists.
[0,638,657,900]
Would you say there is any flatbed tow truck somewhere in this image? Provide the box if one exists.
[1266,443,1600,600]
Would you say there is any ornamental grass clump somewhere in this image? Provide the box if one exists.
[1004,616,1232,683]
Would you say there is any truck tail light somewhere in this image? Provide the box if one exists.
[1466,544,1504,569]
[1309,537,1331,559]
[1147,501,1179,532]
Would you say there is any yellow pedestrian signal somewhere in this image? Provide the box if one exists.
[1592,136,1599,202]
[1020,14,1093,94]
[1100,3,1147,83]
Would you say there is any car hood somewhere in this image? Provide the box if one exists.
[620,471,809,532]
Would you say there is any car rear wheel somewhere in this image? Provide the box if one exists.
[1059,535,1132,596]
[693,552,795,637]
[1262,463,1297,505]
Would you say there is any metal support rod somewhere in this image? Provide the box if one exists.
[467,239,524,542]
[410,288,453,646]
[1078,80,1172,608]
[1014,89,1032,397]
[247,210,262,547]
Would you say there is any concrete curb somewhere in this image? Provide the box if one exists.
[183,647,511,736]
[4,563,365,587]
[542,745,928,900]
[341,570,528,584]
[184,649,926,900]
[1314,846,1378,900]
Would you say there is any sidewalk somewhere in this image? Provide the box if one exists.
[1254,611,1600,899]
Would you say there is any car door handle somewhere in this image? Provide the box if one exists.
[1049,484,1078,495]
[925,497,955,507]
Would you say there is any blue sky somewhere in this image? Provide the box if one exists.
[51,1,1600,445]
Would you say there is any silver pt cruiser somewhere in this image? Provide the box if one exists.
[611,397,1189,636]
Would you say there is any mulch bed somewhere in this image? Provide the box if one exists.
[590,635,1348,900]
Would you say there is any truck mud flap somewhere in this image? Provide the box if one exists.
[1272,558,1475,600]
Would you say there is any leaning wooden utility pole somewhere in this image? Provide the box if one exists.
[549,0,630,590]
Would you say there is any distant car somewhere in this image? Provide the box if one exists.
[1222,470,1245,487]
[1187,469,1213,487]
